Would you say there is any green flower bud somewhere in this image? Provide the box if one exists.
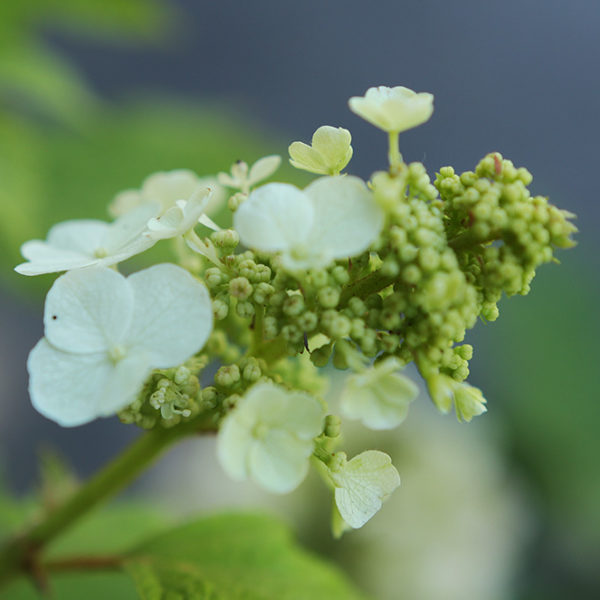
[236,300,255,319]
[215,364,241,387]
[318,286,340,308]
[213,298,229,320]
[324,414,342,438]
[229,277,253,300]
[283,294,305,316]
[211,229,240,249]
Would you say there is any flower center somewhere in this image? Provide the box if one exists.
[252,422,269,440]
[108,345,127,364]
[94,247,108,258]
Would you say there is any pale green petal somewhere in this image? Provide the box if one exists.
[247,155,281,187]
[126,264,213,367]
[249,429,312,494]
[44,267,133,353]
[311,126,353,173]
[233,183,313,252]
[216,411,255,482]
[304,176,384,259]
[288,141,328,175]
[454,382,487,423]
[332,450,400,528]
[27,339,113,427]
[349,86,434,133]
[341,359,419,430]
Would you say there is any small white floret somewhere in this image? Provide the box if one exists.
[288,126,353,175]
[348,86,434,134]
[15,204,159,276]
[216,382,325,493]
[341,357,419,430]
[233,175,384,272]
[27,264,213,426]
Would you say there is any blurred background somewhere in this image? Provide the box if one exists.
[0,1,598,598]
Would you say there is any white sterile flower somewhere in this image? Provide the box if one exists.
[218,155,281,193]
[329,450,401,529]
[427,374,487,423]
[15,204,160,276]
[110,169,226,218]
[217,382,325,494]
[233,175,384,272]
[27,264,213,426]
[348,86,434,134]
[146,187,217,240]
[288,126,353,175]
[341,357,419,430]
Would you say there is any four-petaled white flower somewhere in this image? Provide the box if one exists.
[348,86,434,134]
[15,204,160,276]
[329,450,401,529]
[341,357,419,430]
[427,374,487,423]
[288,126,353,175]
[233,176,384,272]
[218,155,281,194]
[217,382,325,494]
[27,264,213,426]
[109,169,227,218]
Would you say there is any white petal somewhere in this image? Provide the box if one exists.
[126,264,213,367]
[333,451,400,528]
[198,214,221,231]
[141,169,199,211]
[289,141,327,174]
[47,220,108,255]
[304,176,384,259]
[102,203,160,252]
[44,268,134,353]
[216,414,255,482]
[247,155,281,187]
[341,367,418,430]
[15,242,97,275]
[27,339,150,426]
[240,382,324,437]
[233,183,313,252]
[249,429,312,494]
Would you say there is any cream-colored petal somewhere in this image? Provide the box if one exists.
[247,155,281,187]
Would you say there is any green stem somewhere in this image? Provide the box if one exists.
[0,415,213,588]
[387,131,402,175]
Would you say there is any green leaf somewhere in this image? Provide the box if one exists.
[123,513,367,600]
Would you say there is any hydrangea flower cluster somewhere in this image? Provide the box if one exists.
[18,86,576,534]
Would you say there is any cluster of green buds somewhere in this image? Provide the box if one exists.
[19,86,576,534]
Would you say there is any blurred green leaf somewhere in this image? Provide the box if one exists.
[475,252,600,542]
[0,0,170,43]
[0,42,96,125]
[123,513,367,600]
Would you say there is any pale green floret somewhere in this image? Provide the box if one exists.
[340,357,419,430]
[328,450,401,529]
[289,125,353,175]
[216,382,325,494]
